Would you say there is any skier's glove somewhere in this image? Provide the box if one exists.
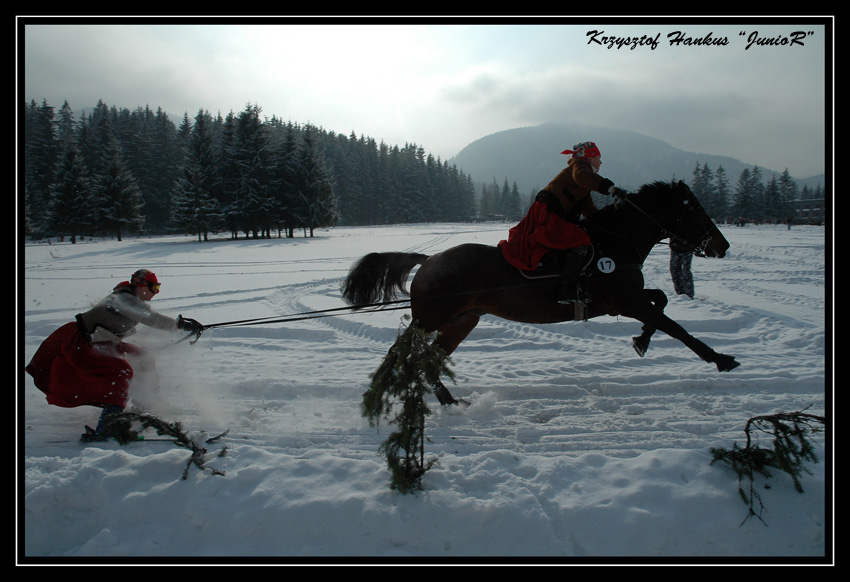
[176,315,204,334]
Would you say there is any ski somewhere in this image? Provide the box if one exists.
[205,429,230,443]
[45,428,230,445]
[139,429,231,443]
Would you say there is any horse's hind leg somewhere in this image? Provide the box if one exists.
[434,381,460,405]
[632,289,668,357]
[428,310,482,406]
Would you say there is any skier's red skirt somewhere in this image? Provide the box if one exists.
[25,322,139,409]
[498,200,591,271]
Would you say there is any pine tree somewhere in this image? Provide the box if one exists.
[77,102,146,239]
[732,168,757,222]
[507,181,523,221]
[120,105,158,228]
[459,172,478,220]
[746,166,766,221]
[24,99,59,236]
[217,111,241,238]
[763,177,781,221]
[714,165,731,222]
[267,120,302,237]
[230,104,271,238]
[405,144,430,221]
[171,109,225,241]
[145,107,183,231]
[322,131,363,226]
[55,100,76,145]
[692,162,724,220]
[478,179,501,220]
[497,178,514,219]
[85,100,117,176]
[94,146,145,240]
[778,168,799,222]
[171,163,224,242]
[294,124,339,236]
[691,161,708,197]
[47,140,91,243]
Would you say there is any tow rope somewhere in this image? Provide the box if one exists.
[175,299,411,345]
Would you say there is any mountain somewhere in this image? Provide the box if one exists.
[448,121,825,196]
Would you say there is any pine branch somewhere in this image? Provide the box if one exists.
[103,411,227,479]
[710,406,825,525]
[363,316,453,493]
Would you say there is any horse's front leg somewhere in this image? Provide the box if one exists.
[632,288,668,357]
[620,296,739,372]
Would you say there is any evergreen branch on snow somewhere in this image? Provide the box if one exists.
[362,316,454,493]
[104,411,227,479]
[710,406,825,525]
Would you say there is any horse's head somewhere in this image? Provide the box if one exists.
[635,180,729,258]
[674,181,729,258]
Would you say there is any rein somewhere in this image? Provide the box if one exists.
[619,194,715,258]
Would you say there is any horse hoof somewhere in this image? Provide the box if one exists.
[434,384,458,406]
[715,354,740,372]
[434,385,470,407]
[632,336,650,358]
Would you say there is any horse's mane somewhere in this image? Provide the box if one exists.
[636,180,678,195]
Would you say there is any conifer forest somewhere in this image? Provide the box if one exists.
[23,98,823,243]
[23,99,479,242]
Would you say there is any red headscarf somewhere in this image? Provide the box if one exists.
[561,141,601,159]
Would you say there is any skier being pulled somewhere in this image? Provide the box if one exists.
[25,269,204,441]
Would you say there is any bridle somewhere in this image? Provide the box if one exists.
[620,185,718,257]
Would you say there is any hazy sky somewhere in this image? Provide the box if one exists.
[20,17,831,179]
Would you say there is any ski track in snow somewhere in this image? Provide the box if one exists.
[30,224,823,460]
[21,223,829,559]
[223,226,825,462]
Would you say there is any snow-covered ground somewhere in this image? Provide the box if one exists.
[19,222,830,563]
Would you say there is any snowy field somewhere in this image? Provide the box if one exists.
[19,221,830,564]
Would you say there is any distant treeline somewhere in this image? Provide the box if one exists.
[687,161,823,225]
[446,156,824,228]
[23,99,478,242]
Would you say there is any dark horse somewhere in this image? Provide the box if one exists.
[342,180,739,405]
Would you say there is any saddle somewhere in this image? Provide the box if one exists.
[518,245,596,280]
[517,243,642,281]
[518,251,565,280]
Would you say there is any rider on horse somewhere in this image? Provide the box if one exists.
[498,141,627,306]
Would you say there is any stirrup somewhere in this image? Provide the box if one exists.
[569,300,587,321]
[557,296,588,320]
[575,301,587,321]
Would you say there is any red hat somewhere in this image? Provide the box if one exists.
[561,141,601,159]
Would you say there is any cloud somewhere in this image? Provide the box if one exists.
[21,19,830,178]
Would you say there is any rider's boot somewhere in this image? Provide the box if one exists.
[557,245,592,314]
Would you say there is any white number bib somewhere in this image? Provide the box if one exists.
[597,257,616,274]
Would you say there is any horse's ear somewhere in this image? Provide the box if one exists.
[677,180,686,188]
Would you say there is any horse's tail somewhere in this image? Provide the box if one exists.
[341,252,429,307]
